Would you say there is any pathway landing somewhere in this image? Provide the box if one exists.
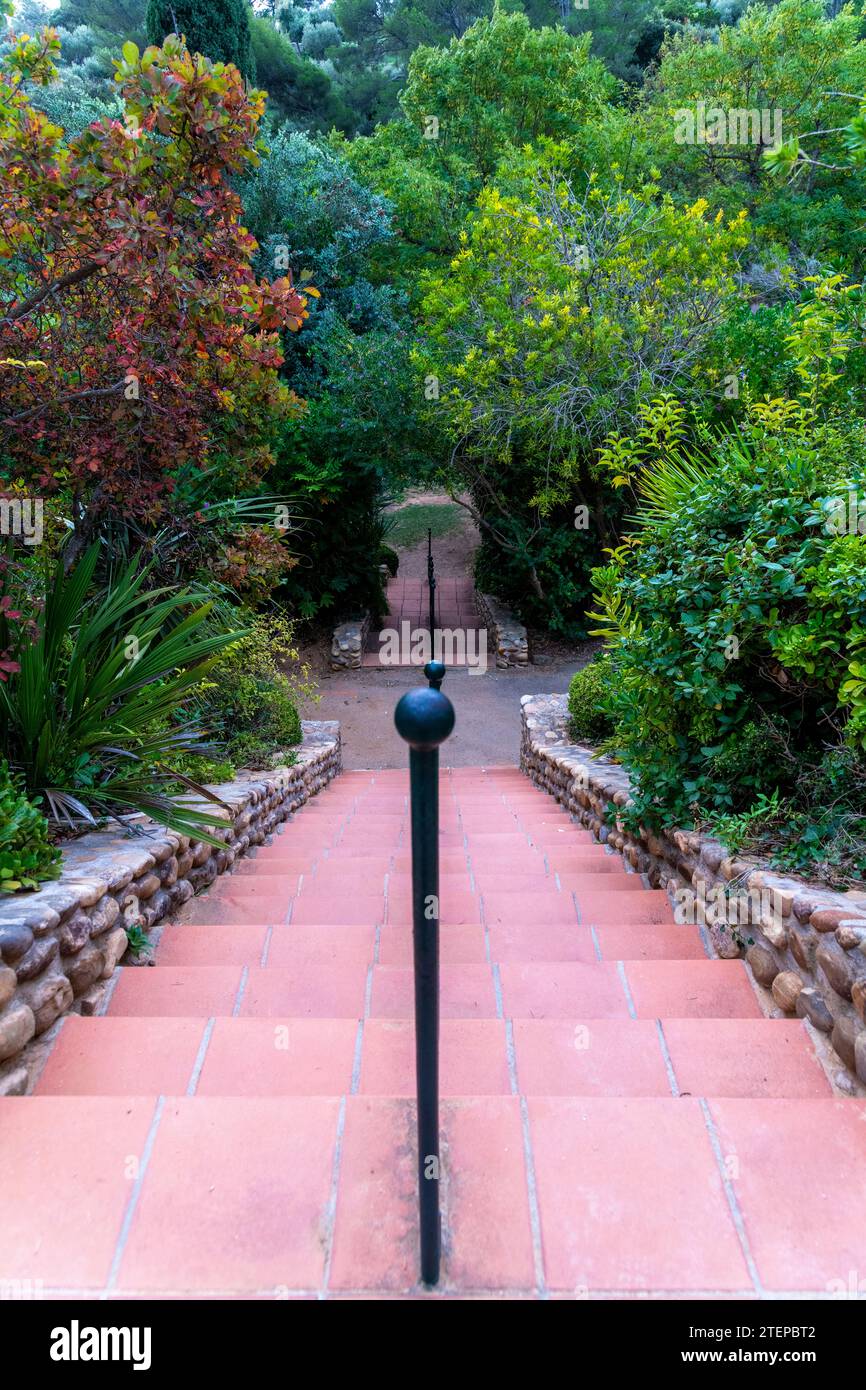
[3,767,864,1298]
[363,577,482,666]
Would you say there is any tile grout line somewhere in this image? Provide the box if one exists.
[616,961,639,1020]
[349,1020,364,1095]
[518,1095,548,1300]
[698,1096,764,1297]
[654,1019,680,1098]
[232,966,249,1018]
[504,1017,519,1097]
[260,925,274,968]
[103,1094,165,1296]
[319,1094,348,1300]
[186,1018,216,1097]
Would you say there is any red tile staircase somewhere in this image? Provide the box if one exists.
[3,766,865,1298]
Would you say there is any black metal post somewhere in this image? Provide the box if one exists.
[427,526,436,658]
[394,667,455,1287]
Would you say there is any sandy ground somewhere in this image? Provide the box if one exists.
[296,490,597,768]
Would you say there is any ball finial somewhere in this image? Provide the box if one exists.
[395,686,455,751]
[424,660,446,690]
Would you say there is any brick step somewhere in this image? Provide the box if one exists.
[36,1016,830,1101]
[4,1094,862,1294]
[153,922,708,968]
[105,960,760,1021]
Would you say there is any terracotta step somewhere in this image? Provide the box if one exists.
[34,1014,834,1103]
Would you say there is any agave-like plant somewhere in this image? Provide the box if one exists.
[0,544,248,843]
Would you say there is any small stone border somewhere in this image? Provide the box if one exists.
[0,721,341,1095]
[475,591,529,668]
[331,615,371,670]
[521,694,866,1089]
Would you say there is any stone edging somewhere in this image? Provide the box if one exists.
[474,592,529,668]
[0,721,341,1095]
[520,694,866,1089]
[331,616,371,669]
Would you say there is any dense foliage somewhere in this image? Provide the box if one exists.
[0,758,61,891]
[145,0,254,78]
[0,29,310,566]
[589,396,866,883]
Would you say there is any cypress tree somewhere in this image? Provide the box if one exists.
[145,0,254,81]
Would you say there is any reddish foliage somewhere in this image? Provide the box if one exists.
[0,30,311,547]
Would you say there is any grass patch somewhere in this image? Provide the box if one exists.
[384,501,463,551]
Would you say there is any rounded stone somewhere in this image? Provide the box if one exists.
[790,928,817,973]
[394,687,456,751]
[14,936,59,982]
[100,927,130,979]
[746,943,778,988]
[0,1002,35,1061]
[24,974,73,1035]
[135,872,161,901]
[835,923,866,950]
[88,895,120,937]
[811,907,861,934]
[795,987,834,1033]
[0,965,15,1009]
[762,919,788,951]
[831,1014,859,1071]
[58,909,92,955]
[771,970,804,1012]
[816,941,855,1001]
[852,977,866,1023]
[64,944,104,997]
[0,921,34,965]
[855,1030,866,1086]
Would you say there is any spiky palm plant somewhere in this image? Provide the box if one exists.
[0,545,247,842]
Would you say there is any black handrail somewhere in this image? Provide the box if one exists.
[394,659,455,1286]
[427,526,436,654]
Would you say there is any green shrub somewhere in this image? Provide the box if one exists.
[0,761,61,893]
[165,753,237,789]
[568,655,616,742]
[194,614,311,770]
[590,399,866,884]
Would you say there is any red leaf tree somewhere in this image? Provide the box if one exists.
[0,26,310,561]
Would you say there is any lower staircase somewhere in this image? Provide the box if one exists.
[3,766,862,1297]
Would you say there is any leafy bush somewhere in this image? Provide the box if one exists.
[567,655,616,742]
[192,614,311,770]
[0,760,61,892]
[589,399,866,885]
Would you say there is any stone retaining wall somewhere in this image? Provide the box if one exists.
[331,616,371,670]
[521,694,866,1090]
[0,721,341,1095]
[474,592,529,668]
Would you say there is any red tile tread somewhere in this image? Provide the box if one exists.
[7,765,861,1298]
